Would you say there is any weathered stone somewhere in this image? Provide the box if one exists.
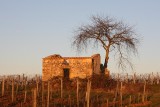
[42,54,101,81]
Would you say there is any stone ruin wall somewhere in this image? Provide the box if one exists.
[42,57,64,81]
[42,54,101,81]
[65,58,92,79]
[42,57,92,81]
[91,54,101,74]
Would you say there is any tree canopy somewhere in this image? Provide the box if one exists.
[72,15,140,72]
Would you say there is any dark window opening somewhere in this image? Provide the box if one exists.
[63,68,70,79]
[92,59,94,71]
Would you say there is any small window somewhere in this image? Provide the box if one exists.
[92,59,94,71]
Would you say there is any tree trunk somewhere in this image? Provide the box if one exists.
[104,55,109,69]
[104,48,110,72]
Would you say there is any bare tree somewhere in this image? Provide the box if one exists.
[72,15,140,72]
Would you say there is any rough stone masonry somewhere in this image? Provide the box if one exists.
[42,54,101,81]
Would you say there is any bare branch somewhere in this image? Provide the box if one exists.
[72,15,140,72]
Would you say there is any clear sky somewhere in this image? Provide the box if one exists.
[0,0,160,75]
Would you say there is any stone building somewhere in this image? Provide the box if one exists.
[42,54,101,81]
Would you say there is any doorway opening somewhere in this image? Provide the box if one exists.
[63,68,70,79]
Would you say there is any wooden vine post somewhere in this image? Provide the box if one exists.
[106,99,109,107]
[12,78,14,102]
[6,77,9,91]
[2,77,5,96]
[138,93,140,103]
[120,82,123,107]
[126,73,128,83]
[142,80,146,102]
[42,81,44,107]
[33,88,37,107]
[129,95,132,105]
[24,89,27,103]
[156,72,159,84]
[22,74,24,89]
[24,79,27,103]
[86,77,91,107]
[60,77,63,98]
[77,77,79,107]
[69,95,71,107]
[47,80,50,107]
[113,98,116,107]
[16,81,19,95]
[115,81,119,100]
[151,72,154,85]
[133,72,136,84]
[16,75,20,95]
[36,75,39,97]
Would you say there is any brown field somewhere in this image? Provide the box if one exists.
[0,73,160,107]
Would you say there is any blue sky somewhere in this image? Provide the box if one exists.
[0,1,160,75]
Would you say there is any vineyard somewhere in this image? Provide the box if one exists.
[0,73,160,107]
